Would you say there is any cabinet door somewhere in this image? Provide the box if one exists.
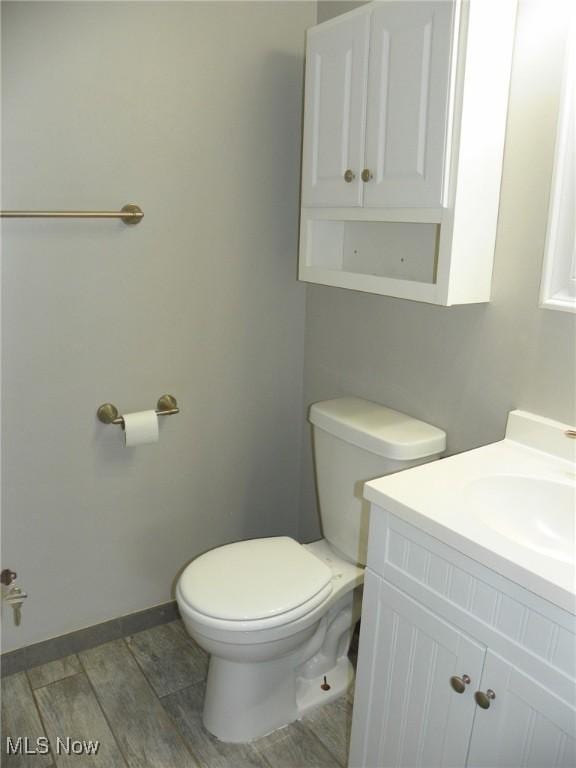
[467,651,576,768]
[301,11,369,207]
[363,1,454,208]
[349,573,485,768]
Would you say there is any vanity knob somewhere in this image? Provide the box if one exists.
[361,168,373,182]
[450,674,471,694]
[344,169,356,183]
[475,689,496,709]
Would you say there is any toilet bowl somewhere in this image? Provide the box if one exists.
[177,537,363,742]
[177,397,446,742]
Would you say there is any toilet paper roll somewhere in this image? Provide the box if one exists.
[123,410,159,447]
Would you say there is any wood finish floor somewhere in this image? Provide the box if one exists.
[1,620,353,768]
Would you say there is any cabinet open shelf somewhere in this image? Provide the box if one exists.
[300,209,441,302]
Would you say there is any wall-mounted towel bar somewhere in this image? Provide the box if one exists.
[0,203,143,225]
[97,395,179,427]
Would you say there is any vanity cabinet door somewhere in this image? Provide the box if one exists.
[467,651,576,768]
[363,1,454,208]
[349,573,485,768]
[301,10,370,207]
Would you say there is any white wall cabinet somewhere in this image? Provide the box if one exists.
[348,510,576,768]
[364,1,454,209]
[301,11,369,207]
[299,1,517,305]
[302,2,453,209]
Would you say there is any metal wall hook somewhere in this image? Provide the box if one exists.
[97,395,179,428]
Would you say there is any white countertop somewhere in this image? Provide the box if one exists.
[364,425,576,614]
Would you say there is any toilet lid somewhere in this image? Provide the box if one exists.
[178,537,333,622]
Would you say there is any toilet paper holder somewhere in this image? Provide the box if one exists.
[97,395,179,427]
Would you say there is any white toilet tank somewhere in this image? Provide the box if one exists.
[309,397,446,566]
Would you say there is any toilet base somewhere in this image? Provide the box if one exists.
[201,591,360,743]
[203,646,355,744]
[297,655,355,716]
[203,651,300,744]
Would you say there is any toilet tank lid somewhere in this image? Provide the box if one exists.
[309,397,446,461]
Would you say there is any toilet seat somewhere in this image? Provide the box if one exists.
[177,536,333,632]
[177,582,333,633]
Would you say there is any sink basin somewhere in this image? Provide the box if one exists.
[364,410,576,612]
[466,476,575,564]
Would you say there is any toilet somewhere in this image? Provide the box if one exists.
[176,397,446,742]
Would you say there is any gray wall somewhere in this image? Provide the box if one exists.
[3,0,574,651]
[1,0,315,651]
[299,0,576,541]
[317,2,367,24]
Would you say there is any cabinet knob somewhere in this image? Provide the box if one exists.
[344,169,355,183]
[450,674,471,694]
[474,689,496,709]
[361,168,373,182]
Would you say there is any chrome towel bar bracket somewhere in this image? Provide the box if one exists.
[97,395,179,428]
[1,203,143,225]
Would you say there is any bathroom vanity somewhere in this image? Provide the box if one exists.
[349,411,576,767]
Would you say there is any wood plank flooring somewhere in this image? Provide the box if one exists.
[2,620,353,768]
[1,672,52,768]
[34,674,126,768]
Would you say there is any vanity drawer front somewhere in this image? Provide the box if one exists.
[367,506,576,700]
